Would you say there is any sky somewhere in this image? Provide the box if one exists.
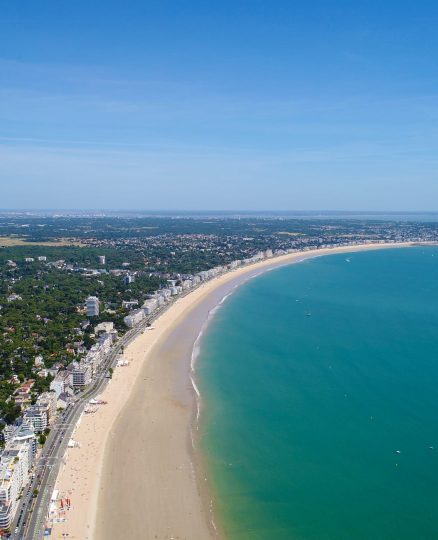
[1,0,438,211]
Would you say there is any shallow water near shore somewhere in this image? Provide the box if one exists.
[197,247,438,540]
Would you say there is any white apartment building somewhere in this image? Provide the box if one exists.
[86,296,100,317]
[11,423,37,459]
[123,309,145,328]
[142,298,158,315]
[0,424,36,530]
[23,393,56,433]
[122,300,138,310]
[94,321,114,334]
[197,271,209,281]
[36,392,57,425]
[160,288,172,300]
[0,456,24,530]
[98,332,113,353]
[98,255,106,265]
[23,407,48,433]
[50,371,71,398]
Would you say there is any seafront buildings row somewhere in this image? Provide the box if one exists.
[122,249,274,327]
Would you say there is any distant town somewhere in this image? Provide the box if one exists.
[0,213,437,537]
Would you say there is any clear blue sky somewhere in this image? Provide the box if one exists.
[1,0,437,210]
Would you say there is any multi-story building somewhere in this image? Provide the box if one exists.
[0,456,24,530]
[0,423,36,531]
[154,294,165,306]
[123,309,145,328]
[228,260,241,269]
[36,392,57,425]
[122,300,138,310]
[12,422,37,459]
[197,270,209,281]
[70,361,92,389]
[50,371,71,398]
[160,289,172,301]
[182,279,193,290]
[142,298,158,315]
[86,296,100,317]
[95,321,114,334]
[98,332,113,353]
[98,255,106,265]
[24,407,48,433]
[57,393,70,409]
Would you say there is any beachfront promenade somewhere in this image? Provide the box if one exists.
[13,303,170,540]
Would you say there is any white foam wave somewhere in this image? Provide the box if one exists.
[190,289,235,372]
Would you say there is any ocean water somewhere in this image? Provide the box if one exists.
[197,247,438,540]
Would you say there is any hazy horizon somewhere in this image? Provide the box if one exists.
[2,208,438,219]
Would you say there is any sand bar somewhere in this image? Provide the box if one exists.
[50,243,414,540]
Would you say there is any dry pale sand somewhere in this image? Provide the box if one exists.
[50,243,413,540]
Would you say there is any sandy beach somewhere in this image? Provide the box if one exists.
[50,243,413,540]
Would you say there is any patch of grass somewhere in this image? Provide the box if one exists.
[0,237,83,247]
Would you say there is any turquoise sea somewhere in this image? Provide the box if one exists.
[197,247,438,540]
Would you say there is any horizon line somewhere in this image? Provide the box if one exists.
[1,209,438,214]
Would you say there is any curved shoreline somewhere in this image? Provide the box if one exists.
[50,243,415,540]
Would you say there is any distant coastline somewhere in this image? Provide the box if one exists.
[50,242,416,540]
